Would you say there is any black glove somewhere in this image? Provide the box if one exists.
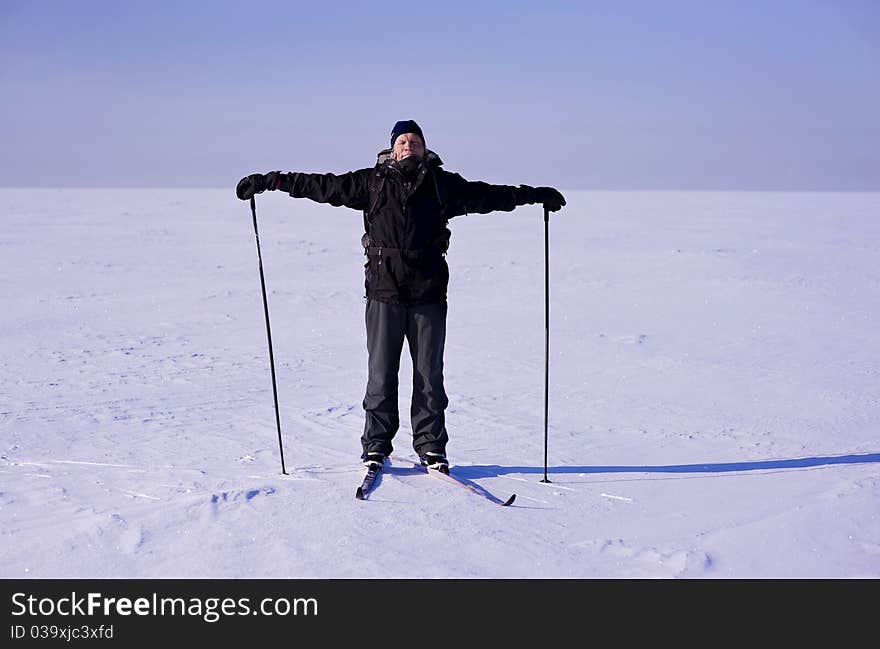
[534,186,566,212]
[235,171,285,201]
[514,185,566,212]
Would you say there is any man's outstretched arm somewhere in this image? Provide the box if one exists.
[236,170,372,211]
[442,171,566,217]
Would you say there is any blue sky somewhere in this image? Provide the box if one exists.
[2,0,878,189]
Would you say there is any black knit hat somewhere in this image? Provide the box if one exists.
[390,120,425,149]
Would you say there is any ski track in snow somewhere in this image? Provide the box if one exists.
[1,189,879,578]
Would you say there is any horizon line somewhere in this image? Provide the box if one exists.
[2,186,880,194]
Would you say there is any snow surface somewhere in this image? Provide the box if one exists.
[1,188,878,579]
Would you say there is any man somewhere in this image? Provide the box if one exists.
[236,120,565,473]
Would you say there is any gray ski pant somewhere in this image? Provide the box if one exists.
[360,299,449,460]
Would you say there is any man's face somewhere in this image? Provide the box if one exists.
[392,133,425,161]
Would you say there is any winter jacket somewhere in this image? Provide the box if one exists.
[284,149,525,304]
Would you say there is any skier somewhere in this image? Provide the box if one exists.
[236,120,565,473]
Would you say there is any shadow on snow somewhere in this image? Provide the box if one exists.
[451,452,880,481]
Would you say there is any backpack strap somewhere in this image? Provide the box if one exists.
[429,168,451,254]
[362,163,387,237]
[430,167,448,221]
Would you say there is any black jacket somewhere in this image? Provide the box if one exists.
[285,150,525,304]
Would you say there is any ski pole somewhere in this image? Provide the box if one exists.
[250,196,287,475]
[541,204,551,483]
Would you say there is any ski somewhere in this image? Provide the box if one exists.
[393,457,516,506]
[355,462,382,500]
